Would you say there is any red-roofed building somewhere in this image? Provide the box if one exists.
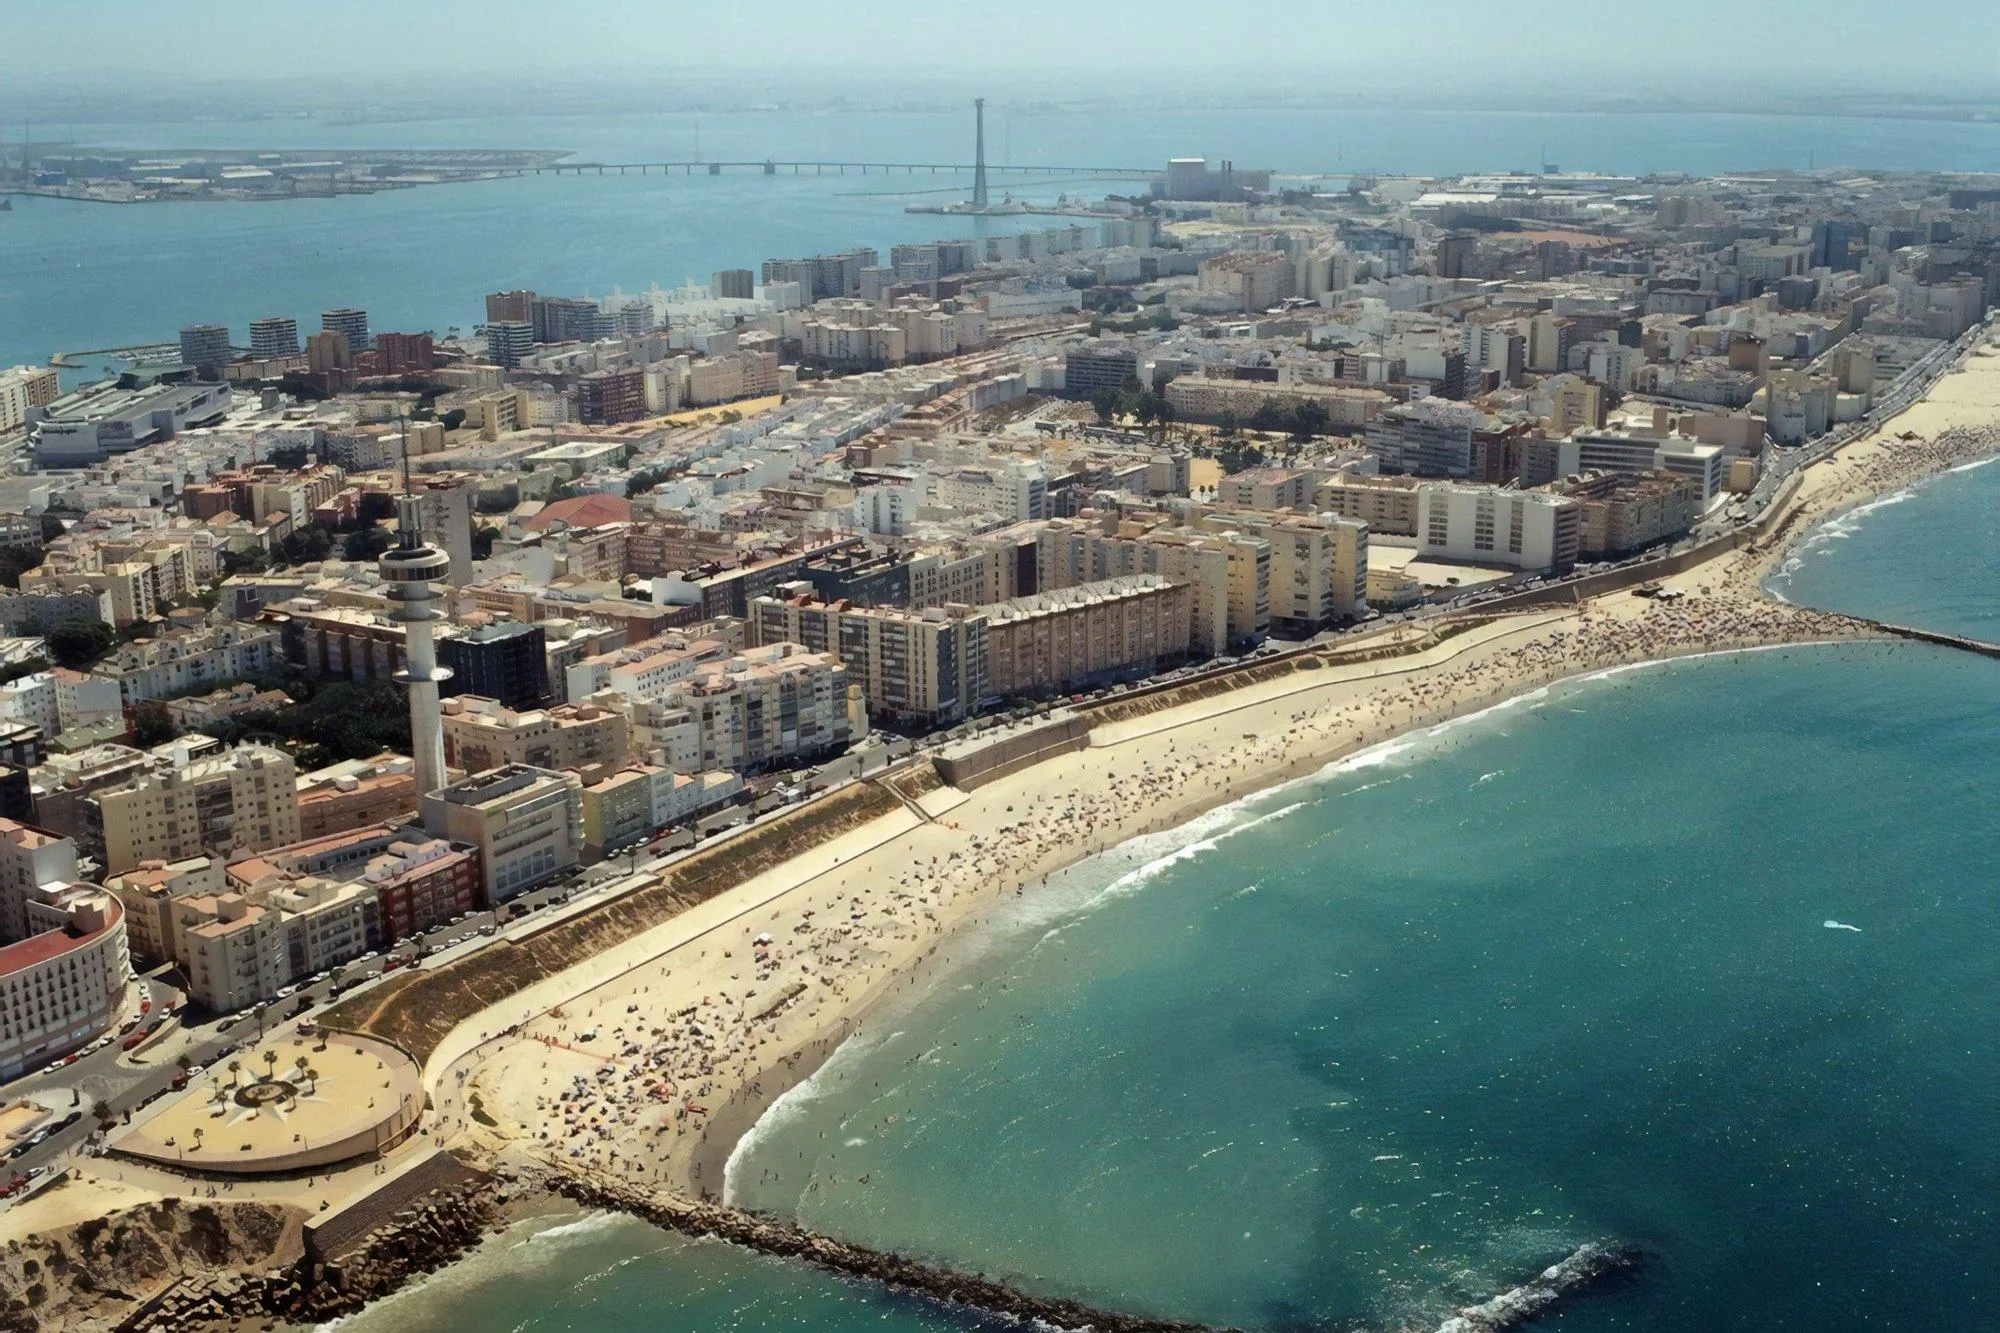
[520,493,633,534]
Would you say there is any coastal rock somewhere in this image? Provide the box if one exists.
[0,1200,297,1333]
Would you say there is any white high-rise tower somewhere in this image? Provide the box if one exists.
[379,493,453,796]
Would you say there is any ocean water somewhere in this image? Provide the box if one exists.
[7,104,2000,371]
[331,464,2000,1333]
[1767,456,2000,643]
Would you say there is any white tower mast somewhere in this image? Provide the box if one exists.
[379,492,453,796]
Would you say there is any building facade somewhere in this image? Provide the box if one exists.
[1416,485,1581,574]
[0,888,130,1080]
[96,744,302,876]
[421,765,583,903]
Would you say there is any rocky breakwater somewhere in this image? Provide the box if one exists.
[1431,1242,1642,1332]
[0,1198,297,1333]
[549,1171,1234,1333]
[111,1172,502,1332]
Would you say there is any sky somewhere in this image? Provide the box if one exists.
[9,0,2000,90]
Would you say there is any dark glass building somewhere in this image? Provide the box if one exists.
[439,622,551,711]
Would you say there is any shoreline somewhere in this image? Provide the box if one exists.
[698,629,1899,1206]
[433,365,2000,1200]
[522,336,2000,1203]
[13,324,1996,1331]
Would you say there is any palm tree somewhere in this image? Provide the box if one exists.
[191,1126,205,1152]
[304,1066,320,1095]
[262,1050,279,1079]
[226,1059,242,1087]
[294,1055,310,1086]
[90,1100,110,1126]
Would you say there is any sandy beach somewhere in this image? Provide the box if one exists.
[16,325,1999,1308]
[450,327,2000,1200]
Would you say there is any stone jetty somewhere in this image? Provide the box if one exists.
[547,1170,1235,1333]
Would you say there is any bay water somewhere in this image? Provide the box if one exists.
[7,105,2000,372]
[330,458,2000,1331]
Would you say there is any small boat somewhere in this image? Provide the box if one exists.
[0,198,13,211]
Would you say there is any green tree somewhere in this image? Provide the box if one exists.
[1217,409,1240,439]
[1251,399,1287,435]
[1090,387,1126,424]
[341,526,393,562]
[0,545,45,589]
[626,469,671,498]
[46,619,116,670]
[132,701,175,748]
[220,548,269,576]
[1287,400,1331,442]
[355,492,397,525]
[470,524,499,560]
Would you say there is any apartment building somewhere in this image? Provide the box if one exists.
[751,593,988,729]
[577,766,657,857]
[422,765,583,903]
[162,683,291,733]
[564,637,733,707]
[294,755,420,838]
[87,624,285,707]
[0,365,61,434]
[1217,468,1314,511]
[0,588,114,636]
[1019,519,1249,657]
[27,743,154,852]
[228,825,478,947]
[95,744,302,876]
[0,675,60,750]
[0,887,131,1080]
[1545,472,1702,557]
[171,875,375,1013]
[103,855,225,966]
[0,819,81,945]
[440,696,631,776]
[982,576,1193,698]
[665,643,855,772]
[174,894,287,1013]
[1200,510,1368,630]
[1417,485,1581,574]
[1312,473,1422,536]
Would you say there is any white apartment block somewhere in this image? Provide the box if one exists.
[665,644,855,772]
[0,886,130,1079]
[1417,485,1582,574]
[0,672,60,740]
[0,819,81,945]
[89,623,285,706]
[930,459,1048,523]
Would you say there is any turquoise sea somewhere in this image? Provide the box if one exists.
[331,458,2000,1332]
[1768,456,2000,643]
[5,104,2000,371]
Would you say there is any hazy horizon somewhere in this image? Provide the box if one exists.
[8,0,2000,96]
